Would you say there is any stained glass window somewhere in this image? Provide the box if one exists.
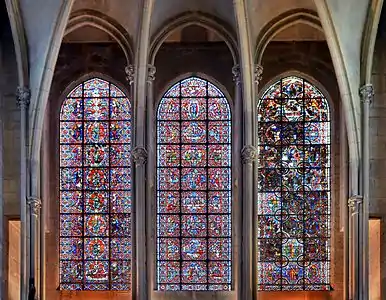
[257,76,331,291]
[156,77,232,291]
[59,78,131,291]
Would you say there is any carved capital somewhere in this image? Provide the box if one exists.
[241,145,257,164]
[27,197,42,217]
[348,195,363,216]
[132,146,148,165]
[254,64,263,86]
[16,86,31,108]
[232,65,241,85]
[359,84,373,104]
[147,64,156,83]
[125,64,135,85]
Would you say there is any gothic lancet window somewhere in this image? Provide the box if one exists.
[156,77,232,291]
[59,78,131,291]
[257,76,331,291]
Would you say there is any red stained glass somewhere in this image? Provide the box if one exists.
[60,145,82,167]
[84,98,109,120]
[84,145,109,167]
[158,238,180,260]
[158,98,180,120]
[84,238,109,260]
[181,145,206,167]
[85,192,108,213]
[181,121,206,143]
[158,145,180,167]
[61,98,83,120]
[181,168,207,190]
[208,121,231,143]
[181,98,206,120]
[110,121,131,144]
[60,78,131,291]
[157,77,232,291]
[258,76,331,291]
[182,238,207,260]
[60,122,83,144]
[110,145,131,167]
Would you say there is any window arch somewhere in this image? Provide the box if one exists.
[59,77,132,291]
[257,76,331,291]
[156,76,232,291]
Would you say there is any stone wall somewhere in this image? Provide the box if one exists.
[370,37,386,300]
[0,3,21,299]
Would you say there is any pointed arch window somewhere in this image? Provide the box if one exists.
[257,76,331,291]
[156,77,232,291]
[59,78,132,291]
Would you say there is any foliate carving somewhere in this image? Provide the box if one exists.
[147,64,156,83]
[348,195,363,216]
[359,84,374,104]
[232,65,241,85]
[27,197,42,217]
[125,64,135,85]
[254,64,263,86]
[132,146,148,165]
[16,86,31,108]
[241,145,257,164]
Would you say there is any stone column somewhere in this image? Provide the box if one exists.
[127,62,149,300]
[145,64,155,292]
[132,146,148,299]
[27,196,41,299]
[232,65,242,295]
[340,108,350,300]
[359,84,373,300]
[240,64,262,300]
[348,195,362,300]
[16,86,30,300]
[17,87,30,299]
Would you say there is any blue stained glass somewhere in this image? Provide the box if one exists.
[156,77,232,291]
[257,76,331,291]
[59,78,131,291]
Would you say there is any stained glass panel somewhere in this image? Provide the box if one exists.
[257,76,331,291]
[60,78,131,291]
[156,77,232,291]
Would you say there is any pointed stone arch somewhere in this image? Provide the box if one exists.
[254,9,323,65]
[66,9,134,65]
[149,12,239,65]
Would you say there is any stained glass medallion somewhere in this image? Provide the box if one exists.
[156,77,232,291]
[257,76,331,291]
[60,78,131,291]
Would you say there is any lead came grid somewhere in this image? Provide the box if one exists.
[59,78,132,291]
[156,77,232,291]
[257,76,331,291]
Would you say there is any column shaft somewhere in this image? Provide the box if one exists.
[16,87,30,300]
[128,61,149,300]
[146,65,155,292]
[359,84,373,300]
[340,109,349,300]
[348,195,362,300]
[232,65,242,295]
[27,196,41,299]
